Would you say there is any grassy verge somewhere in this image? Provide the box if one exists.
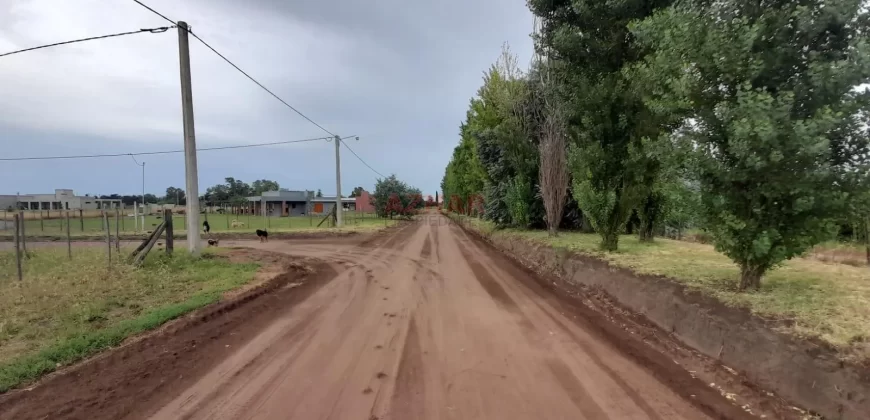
[0,247,259,392]
[447,213,870,361]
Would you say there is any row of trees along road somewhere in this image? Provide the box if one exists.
[442,0,870,290]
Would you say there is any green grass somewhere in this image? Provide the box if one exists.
[5,212,386,238]
[0,247,260,392]
[448,213,870,360]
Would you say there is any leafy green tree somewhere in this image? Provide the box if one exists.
[164,187,186,205]
[316,189,323,198]
[372,175,423,218]
[632,0,870,288]
[251,179,280,195]
[350,186,365,198]
[530,0,678,250]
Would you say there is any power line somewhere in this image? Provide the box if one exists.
[342,141,386,179]
[129,0,336,137]
[0,27,173,59]
[188,32,336,137]
[0,136,331,162]
[131,0,177,25]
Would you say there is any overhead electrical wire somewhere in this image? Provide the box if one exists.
[131,0,177,25]
[6,0,388,179]
[131,0,387,178]
[0,27,173,58]
[131,0,336,137]
[0,136,332,162]
[342,141,386,179]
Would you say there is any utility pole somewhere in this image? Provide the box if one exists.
[178,21,201,255]
[334,135,343,227]
[141,161,146,229]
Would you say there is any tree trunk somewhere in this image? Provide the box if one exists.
[738,264,763,291]
[638,218,655,242]
[637,192,663,243]
[600,231,619,251]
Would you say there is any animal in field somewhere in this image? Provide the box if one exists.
[231,219,245,228]
[207,238,220,247]
[256,229,269,243]
[203,220,210,233]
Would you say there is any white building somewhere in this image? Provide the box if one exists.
[0,189,122,211]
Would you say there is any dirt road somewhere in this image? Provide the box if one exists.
[144,214,721,420]
[1,213,747,419]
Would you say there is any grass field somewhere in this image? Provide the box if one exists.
[0,247,260,391]
[3,211,388,238]
[450,214,870,360]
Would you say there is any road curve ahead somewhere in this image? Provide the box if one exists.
[146,214,712,420]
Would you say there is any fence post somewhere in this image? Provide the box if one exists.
[66,210,72,260]
[165,209,174,255]
[79,209,84,232]
[101,210,106,231]
[18,211,28,258]
[40,210,44,232]
[14,214,22,281]
[104,212,111,269]
[115,208,120,252]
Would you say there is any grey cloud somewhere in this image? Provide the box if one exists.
[1,0,533,196]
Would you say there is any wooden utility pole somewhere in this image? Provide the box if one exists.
[66,210,72,260]
[164,209,174,255]
[104,212,111,268]
[177,21,201,255]
[115,208,121,252]
[18,211,28,258]
[14,214,22,281]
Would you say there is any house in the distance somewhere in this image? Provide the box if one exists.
[0,189,122,211]
[244,190,357,217]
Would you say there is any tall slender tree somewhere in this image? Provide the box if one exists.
[529,0,678,250]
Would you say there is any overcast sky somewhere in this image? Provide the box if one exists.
[0,0,533,198]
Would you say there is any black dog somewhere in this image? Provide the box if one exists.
[256,229,268,242]
[203,220,210,234]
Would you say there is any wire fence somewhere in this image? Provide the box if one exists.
[0,207,391,281]
[0,207,384,239]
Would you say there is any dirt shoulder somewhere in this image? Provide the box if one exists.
[446,212,870,419]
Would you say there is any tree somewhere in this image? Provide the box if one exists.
[164,187,186,205]
[224,177,252,198]
[371,175,424,218]
[251,179,280,195]
[533,81,570,236]
[143,193,158,204]
[632,0,870,288]
[316,189,323,198]
[530,0,678,250]
[350,186,365,198]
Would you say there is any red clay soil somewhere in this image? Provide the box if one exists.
[1,215,769,419]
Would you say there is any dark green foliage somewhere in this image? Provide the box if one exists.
[350,186,365,198]
[251,180,280,195]
[442,48,544,227]
[632,0,870,288]
[372,175,423,218]
[530,0,678,250]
